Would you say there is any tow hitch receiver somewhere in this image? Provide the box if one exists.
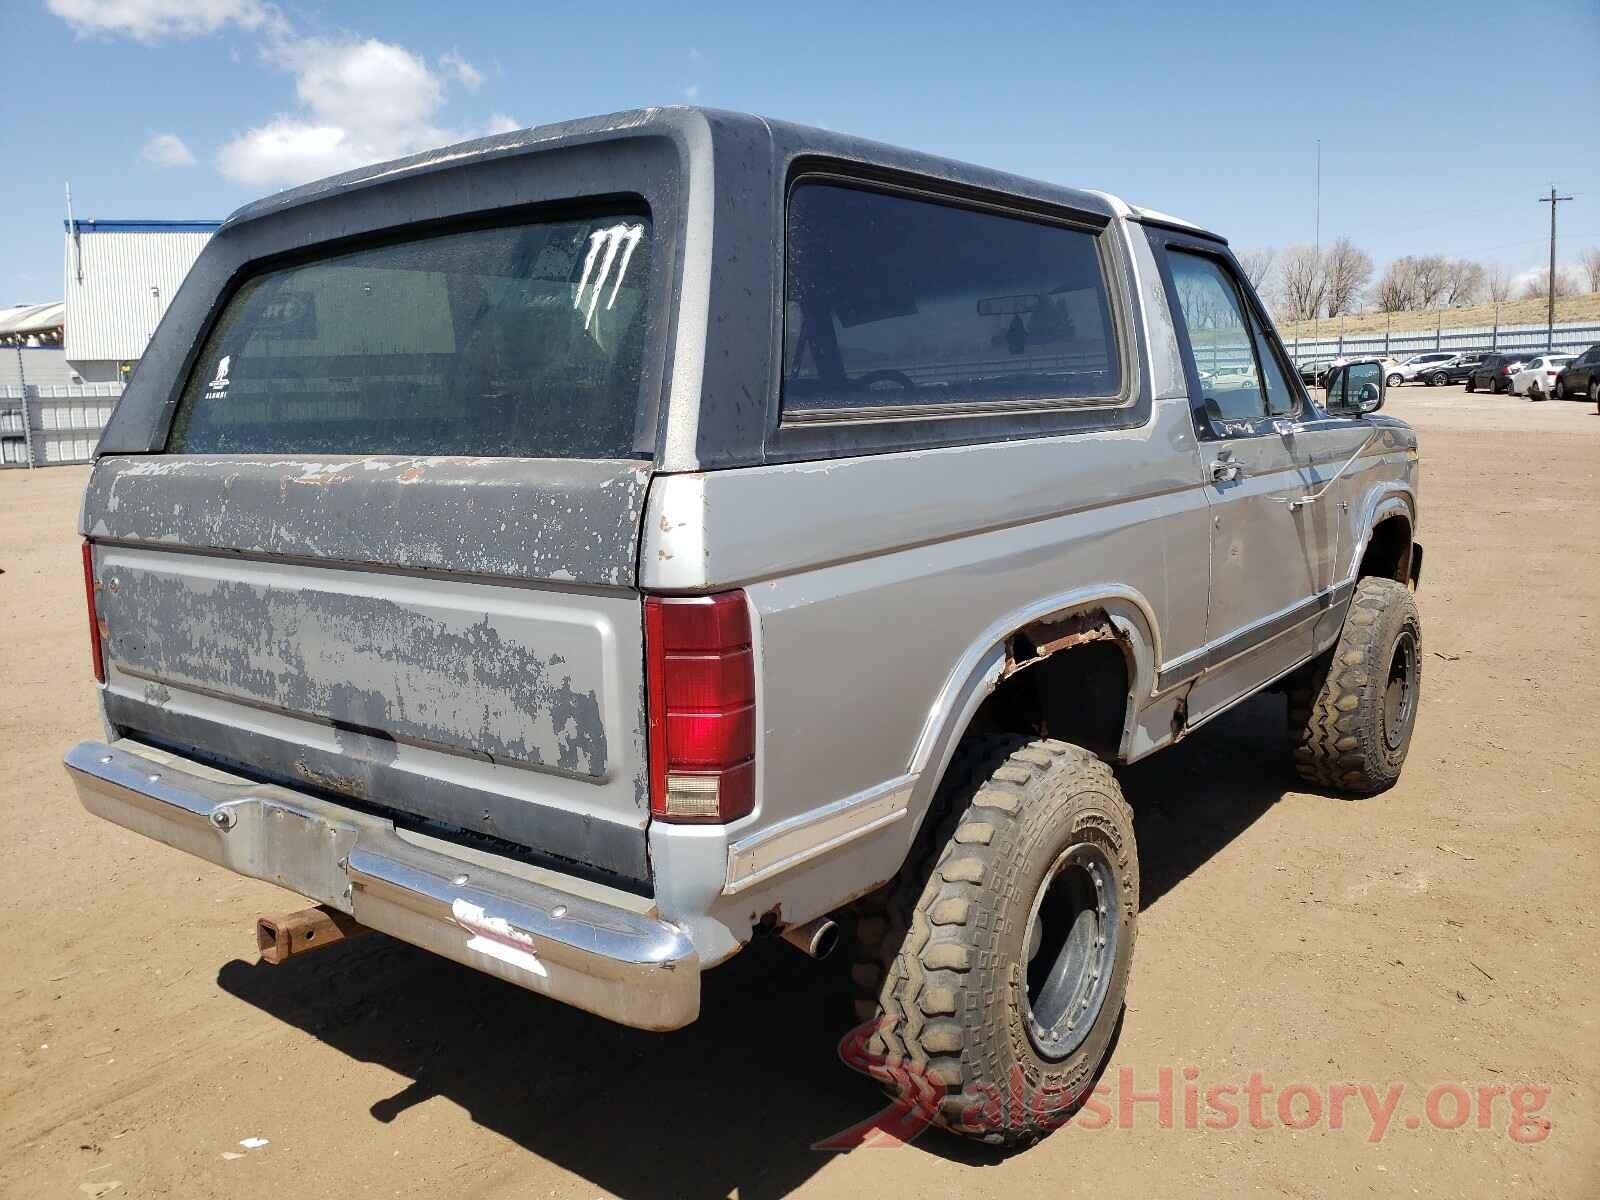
[256,905,370,964]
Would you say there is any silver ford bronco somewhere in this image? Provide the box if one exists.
[65,107,1422,1144]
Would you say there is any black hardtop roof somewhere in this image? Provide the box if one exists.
[221,105,1220,240]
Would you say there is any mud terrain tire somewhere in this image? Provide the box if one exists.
[848,735,1137,1147]
[1288,576,1421,794]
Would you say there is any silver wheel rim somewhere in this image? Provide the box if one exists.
[1020,841,1121,1060]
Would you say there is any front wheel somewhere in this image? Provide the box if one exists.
[851,736,1137,1147]
[1590,379,1600,411]
[1430,371,1449,387]
[1288,577,1421,795]
[1465,377,1476,392]
[1386,373,1403,388]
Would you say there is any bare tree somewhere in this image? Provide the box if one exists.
[1408,255,1451,309]
[1581,247,1600,293]
[1276,244,1324,323]
[1520,267,1582,301]
[1442,259,1485,307]
[1236,246,1277,292]
[1322,237,1373,317]
[1373,257,1419,313]
[1485,263,1516,303]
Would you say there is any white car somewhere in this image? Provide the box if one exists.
[1509,354,1574,400]
[1391,352,1459,386]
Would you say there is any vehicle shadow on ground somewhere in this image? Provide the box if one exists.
[217,694,1290,1198]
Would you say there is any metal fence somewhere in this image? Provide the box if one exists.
[0,382,123,468]
[1283,318,1600,367]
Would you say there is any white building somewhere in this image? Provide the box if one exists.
[63,219,219,382]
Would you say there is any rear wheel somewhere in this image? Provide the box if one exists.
[850,736,1137,1147]
[1590,379,1599,410]
[1288,577,1421,795]
[1528,381,1544,401]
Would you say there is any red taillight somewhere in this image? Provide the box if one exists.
[645,591,755,824]
[82,540,105,683]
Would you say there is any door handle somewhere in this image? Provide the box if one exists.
[1210,449,1243,482]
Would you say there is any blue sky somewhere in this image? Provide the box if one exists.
[3,0,1598,302]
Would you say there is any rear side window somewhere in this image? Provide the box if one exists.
[782,182,1121,419]
[168,213,654,458]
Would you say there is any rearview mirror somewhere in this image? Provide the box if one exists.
[1324,359,1385,416]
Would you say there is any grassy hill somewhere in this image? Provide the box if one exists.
[1274,290,1600,341]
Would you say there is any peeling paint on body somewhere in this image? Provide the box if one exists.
[97,558,613,778]
[84,455,651,587]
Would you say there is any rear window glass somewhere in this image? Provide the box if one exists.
[168,212,654,458]
[782,183,1121,418]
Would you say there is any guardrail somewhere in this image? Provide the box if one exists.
[0,382,123,468]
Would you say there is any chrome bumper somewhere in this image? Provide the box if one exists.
[64,740,699,1030]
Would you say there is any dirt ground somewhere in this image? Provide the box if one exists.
[2,387,1596,1199]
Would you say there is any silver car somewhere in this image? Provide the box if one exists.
[65,107,1423,1146]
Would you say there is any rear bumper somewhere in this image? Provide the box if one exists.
[64,740,699,1031]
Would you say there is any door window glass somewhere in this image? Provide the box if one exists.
[1167,251,1267,422]
[1249,316,1297,416]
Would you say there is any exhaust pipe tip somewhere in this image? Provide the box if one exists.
[780,915,839,960]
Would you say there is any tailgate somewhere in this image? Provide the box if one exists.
[84,454,654,884]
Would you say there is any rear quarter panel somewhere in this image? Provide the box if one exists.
[643,395,1211,952]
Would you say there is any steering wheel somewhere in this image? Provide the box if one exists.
[856,369,916,392]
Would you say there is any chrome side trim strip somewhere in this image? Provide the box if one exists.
[1155,577,1357,693]
[724,774,915,895]
[781,392,1133,427]
[64,740,700,1031]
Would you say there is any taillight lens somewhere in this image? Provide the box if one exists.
[645,591,755,823]
[82,540,105,683]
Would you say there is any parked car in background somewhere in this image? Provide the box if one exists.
[1467,351,1537,394]
[1421,353,1484,386]
[1391,352,1458,386]
[1297,358,1333,386]
[1552,343,1600,406]
[1509,354,1573,400]
[1298,356,1401,389]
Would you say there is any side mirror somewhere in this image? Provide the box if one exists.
[1325,359,1385,416]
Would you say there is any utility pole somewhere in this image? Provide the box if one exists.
[1539,187,1573,350]
[1313,140,1321,359]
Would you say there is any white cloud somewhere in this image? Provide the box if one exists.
[440,50,483,90]
[219,38,517,187]
[683,83,701,99]
[282,38,443,133]
[47,0,282,42]
[141,132,195,166]
[47,3,510,191]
